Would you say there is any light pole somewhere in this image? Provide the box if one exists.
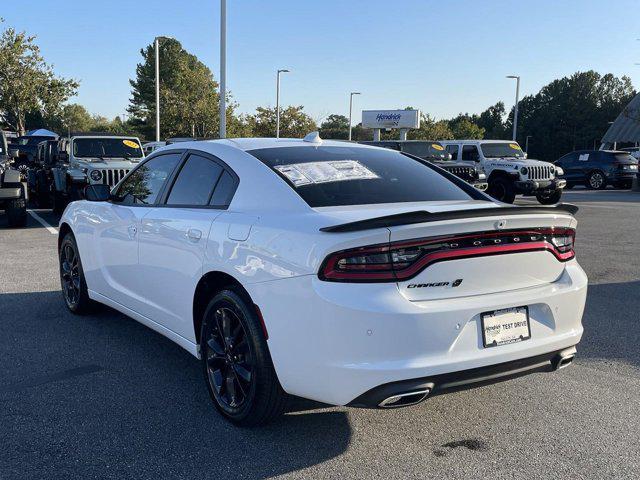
[525,135,532,153]
[506,75,520,141]
[154,36,174,142]
[276,69,290,138]
[219,0,226,139]
[348,92,361,141]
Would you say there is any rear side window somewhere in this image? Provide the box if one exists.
[167,154,223,206]
[249,146,481,208]
[209,171,236,207]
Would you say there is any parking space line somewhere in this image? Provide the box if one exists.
[27,210,58,235]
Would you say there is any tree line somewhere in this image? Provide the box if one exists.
[0,20,635,162]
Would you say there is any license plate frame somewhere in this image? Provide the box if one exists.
[481,306,531,348]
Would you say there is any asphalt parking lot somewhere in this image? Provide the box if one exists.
[1,188,639,480]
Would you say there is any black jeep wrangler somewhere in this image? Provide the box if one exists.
[359,140,488,190]
[0,130,27,227]
[27,139,60,208]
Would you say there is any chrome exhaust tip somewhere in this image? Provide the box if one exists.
[378,388,432,408]
[552,347,577,371]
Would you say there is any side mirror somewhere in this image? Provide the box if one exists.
[84,184,111,202]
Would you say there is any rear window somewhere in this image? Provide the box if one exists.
[249,146,479,208]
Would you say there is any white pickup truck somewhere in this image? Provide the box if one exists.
[439,140,565,204]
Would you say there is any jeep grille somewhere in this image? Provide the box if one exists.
[98,169,130,187]
[441,166,476,182]
[527,165,554,181]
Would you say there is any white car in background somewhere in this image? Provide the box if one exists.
[58,134,588,426]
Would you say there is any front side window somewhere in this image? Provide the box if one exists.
[114,153,181,205]
[166,154,223,206]
[446,145,459,160]
[249,146,481,208]
[73,138,144,159]
[480,142,525,159]
[461,145,480,161]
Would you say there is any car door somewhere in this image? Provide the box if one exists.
[91,151,183,312]
[557,152,577,182]
[136,151,238,340]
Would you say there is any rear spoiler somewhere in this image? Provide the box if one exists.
[320,203,579,233]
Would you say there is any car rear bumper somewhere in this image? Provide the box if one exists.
[247,261,587,406]
[348,346,576,408]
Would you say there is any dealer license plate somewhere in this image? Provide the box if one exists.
[481,306,531,348]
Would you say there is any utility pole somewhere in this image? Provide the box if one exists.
[507,75,520,141]
[348,92,361,141]
[276,69,290,138]
[219,0,227,138]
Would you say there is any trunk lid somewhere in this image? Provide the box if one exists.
[387,211,575,301]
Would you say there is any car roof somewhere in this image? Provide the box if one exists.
[211,137,372,152]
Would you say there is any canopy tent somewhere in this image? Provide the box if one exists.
[601,93,640,148]
[26,128,58,138]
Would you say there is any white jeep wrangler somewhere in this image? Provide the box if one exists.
[51,134,144,212]
[439,140,565,204]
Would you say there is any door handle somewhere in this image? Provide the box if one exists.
[128,224,137,238]
[186,228,202,242]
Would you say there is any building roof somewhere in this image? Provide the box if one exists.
[602,93,640,144]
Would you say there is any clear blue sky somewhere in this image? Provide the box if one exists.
[4,0,639,124]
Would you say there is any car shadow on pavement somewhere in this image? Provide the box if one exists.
[0,290,351,479]
[576,280,640,370]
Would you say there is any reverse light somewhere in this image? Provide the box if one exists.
[319,228,576,282]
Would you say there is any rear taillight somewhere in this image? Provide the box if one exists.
[319,228,576,282]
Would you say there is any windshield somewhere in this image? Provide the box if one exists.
[401,142,451,160]
[73,138,143,158]
[249,146,481,208]
[481,142,525,159]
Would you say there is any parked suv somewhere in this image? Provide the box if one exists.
[555,150,639,190]
[50,133,144,212]
[359,140,487,190]
[439,140,565,204]
[9,134,58,179]
[0,130,27,227]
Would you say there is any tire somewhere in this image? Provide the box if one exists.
[59,232,94,315]
[535,189,562,205]
[487,177,516,203]
[200,288,287,426]
[586,171,606,190]
[14,159,29,181]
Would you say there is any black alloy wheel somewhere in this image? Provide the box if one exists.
[205,306,254,411]
[200,289,288,426]
[59,233,93,314]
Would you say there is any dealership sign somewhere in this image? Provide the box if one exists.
[362,109,420,129]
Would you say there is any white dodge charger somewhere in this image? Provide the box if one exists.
[59,133,588,426]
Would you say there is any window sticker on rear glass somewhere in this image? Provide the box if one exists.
[274,160,380,187]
